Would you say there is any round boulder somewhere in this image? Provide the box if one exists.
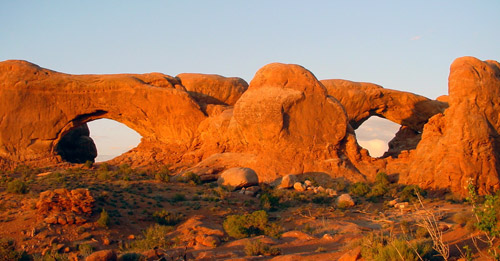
[279,174,297,189]
[217,167,258,189]
[336,193,355,208]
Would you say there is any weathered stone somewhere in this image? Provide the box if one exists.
[336,194,355,207]
[85,250,117,261]
[279,174,297,189]
[217,167,258,189]
[395,57,500,196]
[37,188,94,225]
[293,182,306,192]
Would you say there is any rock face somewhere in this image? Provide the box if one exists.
[396,57,500,196]
[1,57,500,196]
[176,73,248,106]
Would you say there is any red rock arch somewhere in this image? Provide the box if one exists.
[0,60,207,165]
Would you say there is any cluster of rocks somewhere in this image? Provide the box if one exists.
[278,174,355,207]
[36,188,94,225]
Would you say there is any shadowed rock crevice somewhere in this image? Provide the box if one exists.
[55,124,97,163]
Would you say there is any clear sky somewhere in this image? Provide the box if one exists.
[1,1,499,159]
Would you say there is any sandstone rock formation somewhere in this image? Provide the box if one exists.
[321,79,447,131]
[1,57,499,196]
[56,124,97,163]
[36,188,94,225]
[394,57,500,196]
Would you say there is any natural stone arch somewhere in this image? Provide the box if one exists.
[320,79,448,131]
[0,60,207,165]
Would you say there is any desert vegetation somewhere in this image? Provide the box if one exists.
[0,165,498,260]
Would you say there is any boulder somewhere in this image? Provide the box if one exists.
[85,250,117,261]
[279,174,297,189]
[217,167,258,189]
[293,182,306,192]
[336,194,355,207]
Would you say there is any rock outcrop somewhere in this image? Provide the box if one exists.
[395,57,500,196]
[1,57,499,196]
[36,188,94,225]
[56,124,97,163]
[321,79,447,131]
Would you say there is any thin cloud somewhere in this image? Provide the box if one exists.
[410,35,422,41]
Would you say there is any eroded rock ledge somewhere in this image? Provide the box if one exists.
[1,57,499,196]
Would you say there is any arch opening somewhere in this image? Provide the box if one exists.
[56,118,142,163]
[354,116,401,158]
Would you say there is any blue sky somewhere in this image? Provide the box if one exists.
[2,1,499,159]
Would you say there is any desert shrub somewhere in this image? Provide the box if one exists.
[154,166,171,183]
[131,224,174,250]
[0,238,25,261]
[153,210,184,226]
[181,172,201,185]
[415,226,429,238]
[223,210,282,239]
[375,172,390,185]
[244,240,281,256]
[398,185,425,202]
[260,192,280,211]
[311,192,332,204]
[6,179,28,194]
[170,193,186,203]
[466,181,500,259]
[119,253,144,261]
[83,160,93,168]
[359,233,433,261]
[349,182,370,197]
[13,165,37,177]
[367,183,388,199]
[78,243,93,257]
[97,209,110,228]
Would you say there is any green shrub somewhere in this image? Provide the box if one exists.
[83,160,93,168]
[78,243,93,257]
[367,183,388,199]
[97,209,110,228]
[398,185,425,202]
[244,240,281,256]
[131,224,174,250]
[153,210,184,226]
[154,166,171,183]
[223,210,282,239]
[311,192,332,204]
[260,193,280,211]
[349,182,370,197]
[359,233,433,261]
[171,193,186,203]
[375,172,390,186]
[119,253,144,261]
[181,172,201,185]
[6,179,28,194]
[0,238,25,261]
